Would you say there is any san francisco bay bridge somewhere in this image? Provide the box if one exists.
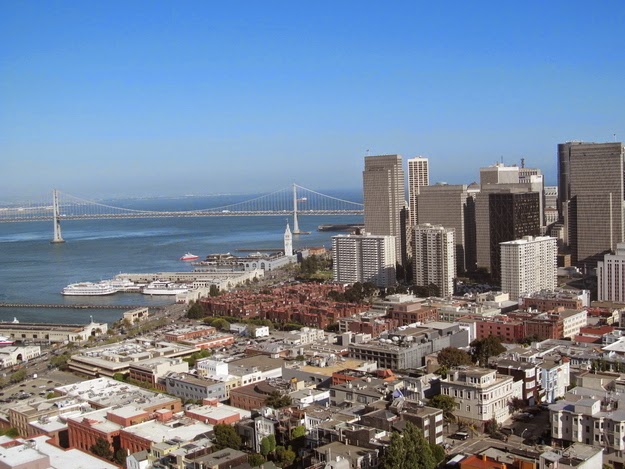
[0,184,364,243]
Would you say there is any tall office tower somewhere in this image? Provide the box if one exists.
[416,184,474,274]
[558,142,625,267]
[488,192,541,280]
[500,236,557,300]
[332,233,397,288]
[363,154,406,265]
[413,224,456,297]
[407,156,430,228]
[597,243,625,302]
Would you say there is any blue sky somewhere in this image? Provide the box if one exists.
[1,1,624,199]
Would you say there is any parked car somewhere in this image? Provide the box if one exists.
[451,431,469,440]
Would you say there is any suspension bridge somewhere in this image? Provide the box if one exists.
[0,184,363,243]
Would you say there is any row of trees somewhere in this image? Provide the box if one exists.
[326,282,378,303]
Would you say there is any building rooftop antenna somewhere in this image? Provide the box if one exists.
[521,158,525,168]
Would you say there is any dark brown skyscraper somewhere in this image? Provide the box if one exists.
[558,142,625,267]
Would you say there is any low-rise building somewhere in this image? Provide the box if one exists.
[129,357,189,390]
[0,345,40,368]
[165,373,226,401]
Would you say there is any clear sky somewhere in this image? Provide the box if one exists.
[1,1,624,199]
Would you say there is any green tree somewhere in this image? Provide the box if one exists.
[437,347,472,368]
[291,425,306,439]
[211,318,230,331]
[471,336,506,366]
[214,423,242,450]
[248,453,266,467]
[265,391,292,409]
[429,444,445,464]
[429,395,456,422]
[187,302,206,319]
[114,449,127,464]
[89,437,113,461]
[383,422,436,469]
[1,428,18,438]
[9,369,26,383]
[275,445,296,468]
[113,372,126,382]
[209,285,221,297]
[485,418,499,436]
[509,397,526,412]
[260,435,276,457]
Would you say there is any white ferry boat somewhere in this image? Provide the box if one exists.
[108,278,141,292]
[62,281,118,296]
[141,281,189,296]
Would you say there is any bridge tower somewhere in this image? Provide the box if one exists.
[292,183,309,235]
[50,189,65,244]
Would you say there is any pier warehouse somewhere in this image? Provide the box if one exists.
[0,319,107,344]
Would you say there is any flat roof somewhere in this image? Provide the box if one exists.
[121,418,213,443]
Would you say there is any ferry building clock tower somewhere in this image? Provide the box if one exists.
[284,222,293,257]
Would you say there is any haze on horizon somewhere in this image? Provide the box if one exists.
[1,1,624,200]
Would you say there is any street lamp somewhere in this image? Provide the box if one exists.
[521,428,529,439]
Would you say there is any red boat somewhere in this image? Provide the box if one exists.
[180,252,199,261]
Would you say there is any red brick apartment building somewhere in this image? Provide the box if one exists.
[389,302,439,326]
[200,283,368,328]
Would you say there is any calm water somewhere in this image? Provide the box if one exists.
[0,195,362,324]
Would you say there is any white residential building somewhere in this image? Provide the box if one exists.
[550,397,625,467]
[440,368,515,426]
[407,156,430,227]
[413,224,455,297]
[598,243,625,303]
[332,233,397,288]
[539,359,570,403]
[500,236,557,299]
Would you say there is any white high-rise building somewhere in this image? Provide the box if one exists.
[500,236,557,300]
[407,157,430,228]
[284,222,293,257]
[597,243,625,302]
[412,224,455,297]
[332,233,396,288]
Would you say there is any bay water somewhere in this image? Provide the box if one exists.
[0,194,362,324]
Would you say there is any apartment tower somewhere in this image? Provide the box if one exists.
[500,236,557,300]
[413,224,456,297]
[332,233,397,288]
[363,154,406,265]
[597,243,625,302]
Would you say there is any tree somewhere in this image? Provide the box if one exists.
[429,395,456,422]
[509,397,527,412]
[89,437,113,460]
[429,444,445,464]
[265,391,292,409]
[437,347,472,368]
[9,369,26,383]
[249,453,266,467]
[211,318,230,331]
[383,422,436,469]
[213,423,242,450]
[485,418,499,436]
[260,435,276,457]
[113,372,126,382]
[471,336,506,366]
[209,285,221,297]
[187,302,206,319]
[275,445,296,468]
[291,425,306,439]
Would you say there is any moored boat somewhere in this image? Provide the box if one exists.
[62,281,118,296]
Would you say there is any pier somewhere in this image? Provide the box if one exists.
[0,303,141,310]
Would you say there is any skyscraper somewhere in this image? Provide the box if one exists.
[332,233,397,287]
[416,184,474,274]
[488,191,541,280]
[558,142,625,267]
[407,156,430,228]
[413,224,456,297]
[500,236,557,300]
[363,154,406,265]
